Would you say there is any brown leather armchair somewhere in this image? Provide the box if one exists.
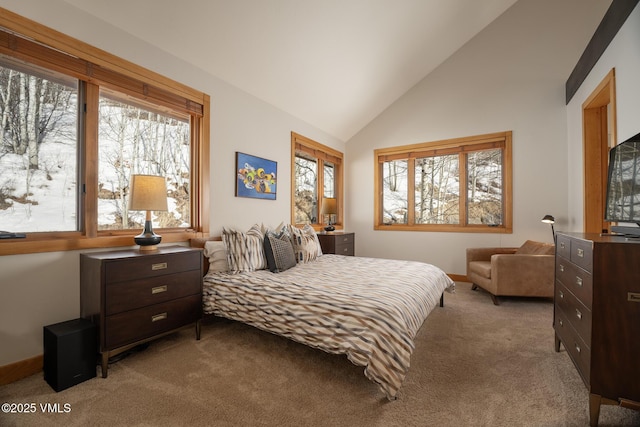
[466,240,555,305]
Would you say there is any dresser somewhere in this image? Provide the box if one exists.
[553,232,640,426]
[80,246,203,377]
[317,232,355,256]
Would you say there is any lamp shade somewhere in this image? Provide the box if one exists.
[541,214,555,224]
[128,175,168,212]
[321,198,337,215]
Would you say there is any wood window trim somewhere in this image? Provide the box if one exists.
[0,7,210,256]
[374,131,513,233]
[291,132,344,231]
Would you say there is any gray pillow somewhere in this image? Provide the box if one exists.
[264,231,297,273]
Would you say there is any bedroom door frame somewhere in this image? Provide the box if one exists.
[582,68,616,234]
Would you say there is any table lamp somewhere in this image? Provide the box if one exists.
[321,197,337,232]
[128,175,168,251]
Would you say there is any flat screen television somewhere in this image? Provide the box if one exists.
[605,131,640,236]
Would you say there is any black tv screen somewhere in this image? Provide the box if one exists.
[605,132,640,225]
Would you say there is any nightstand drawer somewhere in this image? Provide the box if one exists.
[105,269,202,315]
[105,294,201,349]
[317,232,355,256]
[105,251,201,283]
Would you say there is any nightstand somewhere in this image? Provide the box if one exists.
[80,246,203,377]
[317,232,355,256]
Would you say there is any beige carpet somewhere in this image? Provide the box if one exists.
[1,284,639,427]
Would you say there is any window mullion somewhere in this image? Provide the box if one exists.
[407,158,416,226]
[460,152,468,226]
[83,82,100,238]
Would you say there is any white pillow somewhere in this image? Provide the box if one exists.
[203,240,229,273]
[289,224,323,263]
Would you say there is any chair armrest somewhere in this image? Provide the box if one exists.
[491,254,555,295]
[466,247,518,263]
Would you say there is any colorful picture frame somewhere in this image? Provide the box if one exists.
[235,152,277,200]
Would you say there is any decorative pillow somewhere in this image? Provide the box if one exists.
[264,230,297,273]
[288,224,323,263]
[222,224,267,273]
[203,240,229,273]
[515,240,555,255]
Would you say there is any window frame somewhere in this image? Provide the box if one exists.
[374,131,513,233]
[0,8,210,255]
[291,132,344,231]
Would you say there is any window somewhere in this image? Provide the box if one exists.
[0,10,210,255]
[374,131,512,232]
[291,132,343,230]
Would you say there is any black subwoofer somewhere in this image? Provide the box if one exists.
[43,318,96,392]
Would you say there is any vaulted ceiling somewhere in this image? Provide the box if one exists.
[64,0,519,141]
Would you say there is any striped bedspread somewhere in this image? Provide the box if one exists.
[202,254,455,399]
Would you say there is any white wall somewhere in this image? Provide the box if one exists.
[345,0,610,275]
[0,0,343,366]
[566,5,640,231]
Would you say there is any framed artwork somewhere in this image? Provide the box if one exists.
[235,152,277,200]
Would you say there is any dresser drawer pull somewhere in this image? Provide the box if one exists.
[151,312,168,322]
[575,277,583,287]
[559,264,565,272]
[629,292,640,303]
[152,285,168,294]
[558,319,563,327]
[575,344,581,353]
[575,309,582,320]
[576,248,584,258]
[560,242,566,249]
[559,290,564,299]
[343,237,349,242]
[152,262,168,270]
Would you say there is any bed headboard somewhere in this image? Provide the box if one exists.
[189,236,221,275]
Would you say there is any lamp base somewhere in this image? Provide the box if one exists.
[134,220,161,251]
[324,225,335,232]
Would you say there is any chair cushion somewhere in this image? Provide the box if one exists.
[515,240,555,255]
[468,260,492,279]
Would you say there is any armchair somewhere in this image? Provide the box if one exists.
[466,240,555,305]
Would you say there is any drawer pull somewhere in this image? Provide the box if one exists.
[152,262,168,271]
[576,248,584,258]
[151,312,167,322]
[559,290,564,299]
[575,344,581,353]
[559,319,563,327]
[152,285,168,294]
[575,277,583,287]
[629,292,640,303]
[560,242,566,249]
[575,309,582,320]
[343,237,349,242]
[559,264,565,272]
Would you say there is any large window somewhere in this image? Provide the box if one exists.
[374,131,512,232]
[291,132,343,230]
[0,9,209,255]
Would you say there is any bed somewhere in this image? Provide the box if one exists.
[192,226,455,400]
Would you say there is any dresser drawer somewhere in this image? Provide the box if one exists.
[556,282,592,344]
[556,234,571,260]
[105,269,202,315]
[555,308,591,385]
[555,259,593,307]
[105,294,201,349]
[105,251,201,283]
[569,239,593,272]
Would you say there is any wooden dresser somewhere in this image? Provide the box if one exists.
[81,246,203,377]
[554,232,640,426]
[317,232,355,256]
